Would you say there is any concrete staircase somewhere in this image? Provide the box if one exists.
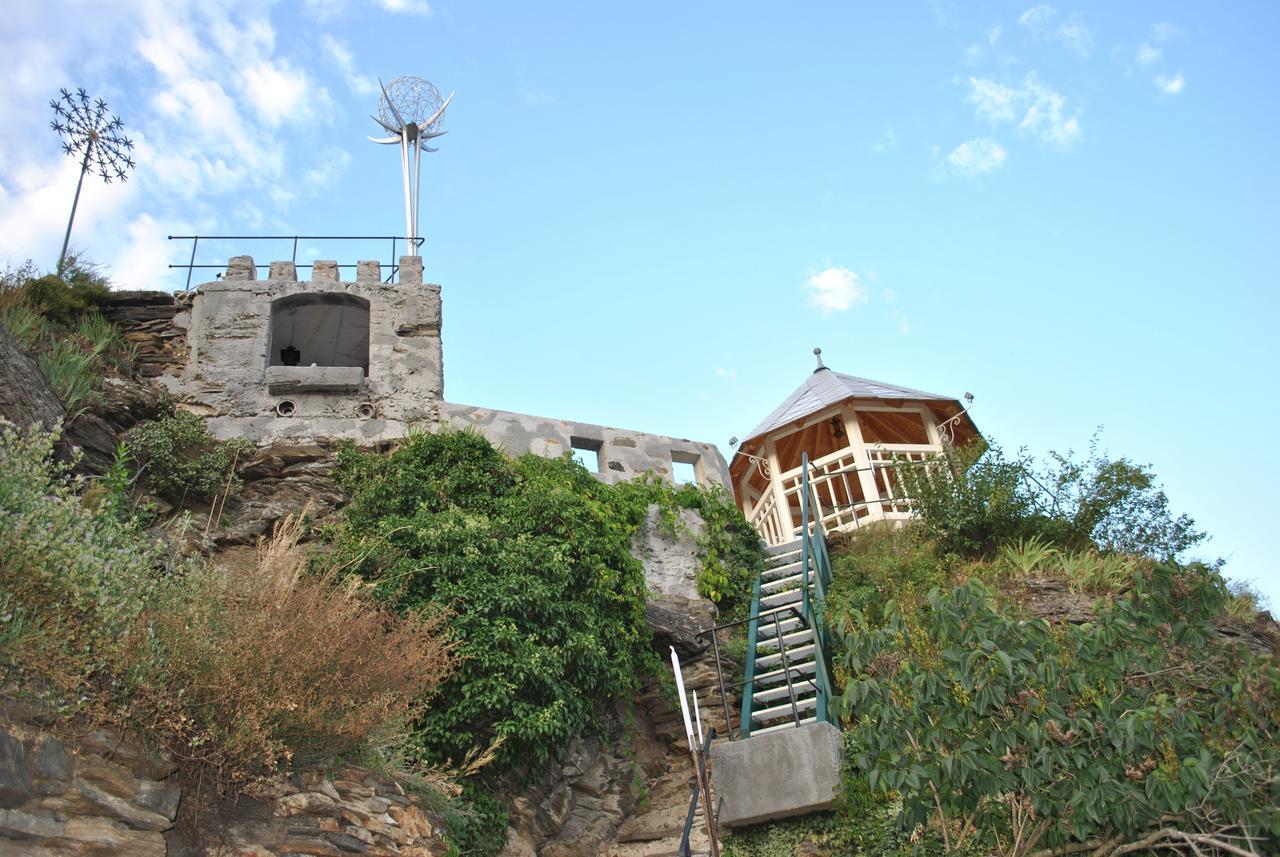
[746,538,822,736]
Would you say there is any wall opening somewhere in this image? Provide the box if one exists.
[570,437,603,473]
[269,293,370,374]
[671,451,701,485]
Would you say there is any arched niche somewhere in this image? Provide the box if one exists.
[268,293,370,374]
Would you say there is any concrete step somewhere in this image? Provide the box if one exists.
[752,678,819,707]
[752,694,817,723]
[754,627,813,652]
[753,659,816,688]
[760,587,802,610]
[754,643,815,671]
[762,559,802,580]
[766,540,802,556]
[749,716,818,737]
[760,572,804,594]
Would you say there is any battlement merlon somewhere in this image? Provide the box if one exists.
[222,255,424,285]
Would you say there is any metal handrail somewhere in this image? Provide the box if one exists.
[677,728,717,857]
[166,234,426,290]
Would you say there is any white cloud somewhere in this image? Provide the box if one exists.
[947,138,1007,176]
[520,86,555,106]
[1017,5,1093,57]
[374,0,432,16]
[715,367,737,380]
[1155,73,1185,95]
[989,25,1002,47]
[0,0,377,288]
[1136,43,1162,67]
[872,128,899,153]
[320,35,378,96]
[967,73,1082,150]
[1151,22,1182,43]
[969,77,1020,125]
[303,149,353,190]
[807,267,869,313]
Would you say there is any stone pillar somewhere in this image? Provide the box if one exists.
[356,260,381,283]
[398,255,423,285]
[225,256,257,281]
[312,260,340,282]
[268,261,297,280]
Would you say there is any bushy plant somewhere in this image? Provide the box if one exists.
[898,437,1204,560]
[0,428,456,790]
[22,256,112,325]
[835,567,1280,857]
[827,524,950,630]
[146,512,458,783]
[128,409,254,503]
[331,429,657,774]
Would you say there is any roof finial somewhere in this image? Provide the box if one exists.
[813,346,826,373]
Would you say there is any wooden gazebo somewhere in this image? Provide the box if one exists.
[730,351,979,545]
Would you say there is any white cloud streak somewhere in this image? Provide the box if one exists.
[947,138,1007,176]
[967,73,1082,149]
[1155,73,1185,95]
[807,267,869,313]
[1017,4,1093,57]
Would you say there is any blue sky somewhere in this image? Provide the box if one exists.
[2,2,1277,606]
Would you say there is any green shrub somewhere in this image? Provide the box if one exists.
[332,429,657,774]
[898,437,1204,560]
[23,256,112,325]
[827,524,949,630]
[834,567,1280,857]
[128,410,254,503]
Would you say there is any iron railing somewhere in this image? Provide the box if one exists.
[166,234,426,290]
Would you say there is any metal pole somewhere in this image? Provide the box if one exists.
[399,135,414,249]
[710,634,733,740]
[57,144,93,276]
[774,613,800,726]
[698,731,720,857]
[412,139,422,257]
[292,236,298,264]
[185,236,198,291]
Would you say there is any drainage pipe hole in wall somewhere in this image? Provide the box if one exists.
[275,400,296,417]
[356,402,377,419]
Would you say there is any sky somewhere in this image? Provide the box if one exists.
[2,1,1278,607]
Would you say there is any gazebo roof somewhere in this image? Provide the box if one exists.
[739,367,954,446]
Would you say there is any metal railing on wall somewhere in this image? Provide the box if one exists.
[167,234,426,290]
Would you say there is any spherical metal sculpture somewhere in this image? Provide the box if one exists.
[49,87,135,273]
[377,76,446,133]
[369,76,454,260]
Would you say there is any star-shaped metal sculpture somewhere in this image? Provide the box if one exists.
[367,76,454,258]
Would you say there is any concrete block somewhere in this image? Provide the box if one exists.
[710,722,842,828]
[399,255,423,284]
[266,365,365,394]
[312,260,340,282]
[357,260,381,283]
[226,256,257,280]
[268,261,297,280]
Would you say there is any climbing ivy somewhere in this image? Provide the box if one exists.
[330,429,764,778]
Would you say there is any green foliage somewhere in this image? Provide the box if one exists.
[128,409,254,503]
[22,256,112,325]
[1224,579,1270,620]
[827,524,950,629]
[443,784,510,857]
[0,427,455,790]
[331,429,656,774]
[898,436,1204,560]
[612,475,766,620]
[834,568,1280,857]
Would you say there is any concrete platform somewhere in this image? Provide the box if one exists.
[710,721,843,828]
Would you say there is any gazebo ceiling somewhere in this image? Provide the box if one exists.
[738,367,955,447]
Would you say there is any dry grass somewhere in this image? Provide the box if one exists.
[142,509,458,787]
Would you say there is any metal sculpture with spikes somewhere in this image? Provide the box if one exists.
[49,87,135,274]
[368,76,454,258]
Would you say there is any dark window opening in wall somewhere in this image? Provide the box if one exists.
[671,451,700,485]
[269,293,370,374]
[570,437,603,473]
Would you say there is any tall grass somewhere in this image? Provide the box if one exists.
[0,428,458,788]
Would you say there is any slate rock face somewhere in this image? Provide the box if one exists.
[0,324,63,433]
[0,732,31,809]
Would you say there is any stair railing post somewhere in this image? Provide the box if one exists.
[739,572,764,739]
[710,633,734,740]
[774,612,800,727]
[800,452,812,625]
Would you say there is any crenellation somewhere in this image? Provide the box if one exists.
[312,260,340,282]
[226,255,257,280]
[268,260,297,280]
[356,260,381,282]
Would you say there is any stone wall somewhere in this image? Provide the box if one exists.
[441,403,731,489]
[177,256,443,446]
[0,711,448,856]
